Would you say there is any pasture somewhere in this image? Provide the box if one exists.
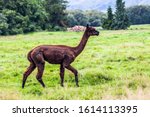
[0,25,150,99]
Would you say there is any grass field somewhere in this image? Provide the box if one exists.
[0,24,150,100]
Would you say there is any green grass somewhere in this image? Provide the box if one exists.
[0,24,150,100]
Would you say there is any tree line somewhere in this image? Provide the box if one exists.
[127,5,150,25]
[0,0,68,35]
[0,0,150,35]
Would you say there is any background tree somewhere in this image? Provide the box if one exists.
[66,10,105,27]
[73,10,89,26]
[0,13,8,35]
[126,5,150,25]
[0,0,48,35]
[85,10,105,26]
[114,0,130,29]
[102,0,130,30]
[66,10,89,27]
[45,0,68,30]
[0,0,68,35]
[102,6,114,30]
[66,13,78,27]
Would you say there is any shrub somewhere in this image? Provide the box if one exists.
[0,13,9,35]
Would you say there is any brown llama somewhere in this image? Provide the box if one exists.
[22,24,99,88]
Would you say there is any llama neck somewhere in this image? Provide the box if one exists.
[74,31,90,57]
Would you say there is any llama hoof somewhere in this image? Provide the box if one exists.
[22,85,25,89]
[61,84,64,87]
[76,84,79,87]
[41,85,45,88]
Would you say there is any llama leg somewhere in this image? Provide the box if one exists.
[60,64,65,87]
[36,63,45,88]
[33,52,46,88]
[66,65,79,87]
[22,63,36,88]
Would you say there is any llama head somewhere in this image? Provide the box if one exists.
[86,24,99,36]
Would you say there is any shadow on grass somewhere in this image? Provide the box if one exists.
[66,72,114,87]
[81,74,113,86]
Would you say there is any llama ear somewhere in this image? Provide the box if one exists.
[86,24,89,28]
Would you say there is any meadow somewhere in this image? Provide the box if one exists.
[0,25,150,100]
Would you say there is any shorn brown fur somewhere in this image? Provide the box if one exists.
[22,25,99,88]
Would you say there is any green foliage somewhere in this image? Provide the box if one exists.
[0,0,4,11]
[0,0,48,35]
[126,5,150,25]
[102,0,130,30]
[86,10,105,26]
[45,0,68,28]
[0,0,67,35]
[114,0,130,29]
[102,6,114,30]
[66,10,105,27]
[73,10,89,26]
[0,13,8,35]
[67,10,89,27]
[66,14,78,27]
[2,9,24,35]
